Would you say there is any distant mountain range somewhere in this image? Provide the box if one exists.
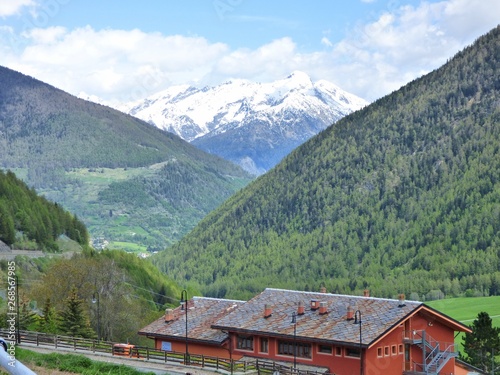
[154,26,500,300]
[118,71,368,174]
[0,65,252,250]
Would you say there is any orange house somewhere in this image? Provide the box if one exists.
[138,296,244,359]
[139,288,472,375]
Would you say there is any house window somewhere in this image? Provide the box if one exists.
[392,345,397,355]
[260,337,268,353]
[335,347,342,357]
[237,335,254,351]
[399,344,404,354]
[278,341,311,359]
[345,347,360,358]
[318,345,332,354]
[384,346,390,356]
[377,347,383,357]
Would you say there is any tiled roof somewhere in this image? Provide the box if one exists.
[138,296,244,344]
[212,288,422,346]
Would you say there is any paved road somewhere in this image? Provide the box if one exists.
[0,250,75,260]
[18,342,227,375]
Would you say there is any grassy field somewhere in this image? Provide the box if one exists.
[426,296,500,327]
[7,348,158,375]
[427,296,500,354]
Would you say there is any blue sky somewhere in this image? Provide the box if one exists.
[1,0,499,104]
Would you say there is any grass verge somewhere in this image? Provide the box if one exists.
[9,348,157,375]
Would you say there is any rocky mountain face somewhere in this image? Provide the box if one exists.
[120,71,368,174]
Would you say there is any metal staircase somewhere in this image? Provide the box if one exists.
[403,330,457,375]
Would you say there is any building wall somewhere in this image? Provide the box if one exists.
[228,312,459,375]
[153,338,231,359]
[407,311,458,374]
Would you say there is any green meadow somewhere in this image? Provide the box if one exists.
[427,296,500,327]
[427,296,500,354]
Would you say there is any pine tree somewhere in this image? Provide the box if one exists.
[18,295,37,330]
[38,298,58,334]
[58,286,95,338]
[0,202,15,245]
[461,311,500,373]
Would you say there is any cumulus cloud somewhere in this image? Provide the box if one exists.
[1,0,498,103]
[321,0,500,100]
[0,0,35,17]
[5,26,228,104]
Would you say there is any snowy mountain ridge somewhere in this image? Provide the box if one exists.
[119,71,368,174]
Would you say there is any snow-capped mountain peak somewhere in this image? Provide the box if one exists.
[118,72,368,174]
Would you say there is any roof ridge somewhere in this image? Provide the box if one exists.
[192,296,246,303]
[264,288,422,304]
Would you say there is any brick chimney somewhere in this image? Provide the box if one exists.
[310,299,320,310]
[398,294,406,307]
[264,304,273,318]
[346,305,354,320]
[297,301,305,315]
[164,308,174,323]
[363,289,370,297]
[319,301,328,315]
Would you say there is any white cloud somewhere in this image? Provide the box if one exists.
[0,0,35,17]
[5,26,229,104]
[320,0,500,100]
[213,38,299,81]
[0,0,498,104]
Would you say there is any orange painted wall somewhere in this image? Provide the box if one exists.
[154,338,231,359]
[227,311,459,375]
[146,309,460,375]
[405,311,457,374]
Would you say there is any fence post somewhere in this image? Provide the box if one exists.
[55,335,58,348]
[36,333,39,346]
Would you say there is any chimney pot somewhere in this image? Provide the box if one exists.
[363,289,370,297]
[297,301,305,315]
[346,305,354,320]
[398,294,406,307]
[310,299,319,310]
[164,308,174,322]
[264,304,273,318]
[319,301,328,315]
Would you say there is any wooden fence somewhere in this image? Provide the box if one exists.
[0,329,332,375]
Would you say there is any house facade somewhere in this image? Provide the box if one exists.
[139,288,472,375]
[138,296,244,359]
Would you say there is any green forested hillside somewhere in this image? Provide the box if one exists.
[0,169,88,251]
[154,26,500,300]
[0,66,252,249]
[0,248,190,343]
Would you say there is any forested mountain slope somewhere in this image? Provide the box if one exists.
[0,66,252,249]
[154,26,500,300]
[0,169,88,251]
